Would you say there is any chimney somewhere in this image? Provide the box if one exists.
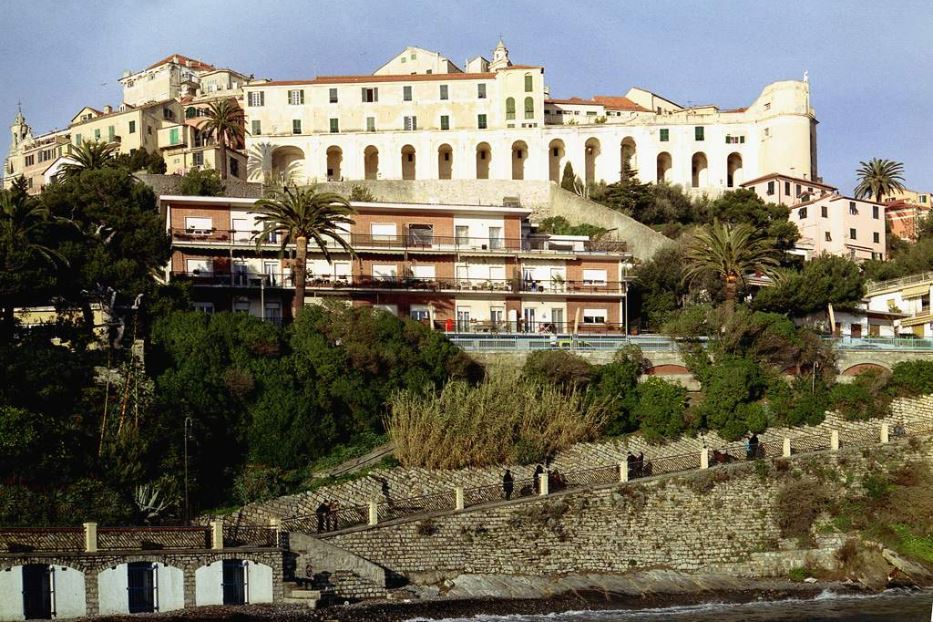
[103,105,113,114]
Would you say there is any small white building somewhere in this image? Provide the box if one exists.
[865,272,933,337]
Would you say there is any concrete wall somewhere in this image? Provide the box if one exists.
[0,567,23,621]
[0,565,87,621]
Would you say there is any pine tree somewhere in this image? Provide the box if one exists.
[560,162,576,191]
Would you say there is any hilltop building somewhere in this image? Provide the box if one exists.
[161,194,633,329]
[241,41,819,192]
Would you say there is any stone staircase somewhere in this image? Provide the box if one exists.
[282,582,321,608]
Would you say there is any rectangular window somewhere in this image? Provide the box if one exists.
[439,84,448,100]
[403,85,412,101]
[169,127,180,145]
[799,207,807,219]
[403,116,417,131]
[229,158,239,178]
[582,308,607,324]
[767,181,775,195]
[289,89,305,105]
[366,117,375,132]
[293,119,302,134]
[477,83,486,99]
[659,128,669,142]
[477,114,487,129]
[247,91,264,107]
[873,232,880,243]
[850,228,857,240]
[193,151,204,166]
[411,264,435,280]
[582,269,607,284]
[822,205,828,218]
[74,133,82,146]
[440,115,449,130]
[455,225,469,245]
[694,126,704,141]
[825,232,832,241]
[329,118,338,133]
[185,217,213,232]
[873,205,879,219]
[796,183,802,196]
[849,201,858,215]
[410,306,431,322]
[408,224,434,246]
[361,87,378,102]
[24,155,34,166]
[371,223,397,243]
[251,120,261,135]
[524,74,533,92]
[785,181,791,195]
[128,121,136,134]
[108,126,115,141]
[328,88,337,104]
[94,129,101,140]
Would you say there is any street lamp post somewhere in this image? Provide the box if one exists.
[183,417,192,525]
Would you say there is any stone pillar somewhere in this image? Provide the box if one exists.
[782,438,792,458]
[831,430,840,452]
[368,501,379,526]
[454,487,465,511]
[83,522,97,553]
[700,448,709,470]
[538,473,549,496]
[619,462,629,483]
[881,423,890,444]
[211,520,223,550]
[268,518,282,548]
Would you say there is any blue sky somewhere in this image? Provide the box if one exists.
[2,0,931,193]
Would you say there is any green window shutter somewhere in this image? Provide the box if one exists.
[293,119,302,134]
[403,86,412,101]
[478,114,487,129]
[695,126,704,141]
[108,126,115,140]
[128,121,136,134]
[524,74,533,92]
[330,118,339,133]
[169,127,179,144]
[440,115,449,130]
[524,97,534,119]
[74,134,82,146]
[94,129,101,140]
[251,120,261,135]
[660,128,669,142]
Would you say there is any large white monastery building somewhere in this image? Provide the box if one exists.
[243,41,819,192]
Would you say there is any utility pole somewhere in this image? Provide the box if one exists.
[184,417,192,525]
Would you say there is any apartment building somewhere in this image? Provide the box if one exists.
[864,272,933,337]
[242,41,818,191]
[741,172,837,207]
[162,195,632,331]
[5,54,249,192]
[883,196,931,241]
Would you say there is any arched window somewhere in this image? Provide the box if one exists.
[524,97,534,119]
[185,107,197,119]
[524,74,533,92]
[505,97,515,120]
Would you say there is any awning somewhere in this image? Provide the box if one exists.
[901,283,932,298]
[900,313,933,327]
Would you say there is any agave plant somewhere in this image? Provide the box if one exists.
[134,483,170,524]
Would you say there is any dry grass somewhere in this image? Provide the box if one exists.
[387,370,608,469]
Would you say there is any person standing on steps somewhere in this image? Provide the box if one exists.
[315,500,329,533]
[327,500,341,531]
[746,433,760,460]
[502,469,514,500]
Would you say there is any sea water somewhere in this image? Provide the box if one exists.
[406,589,933,622]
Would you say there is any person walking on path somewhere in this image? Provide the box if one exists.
[746,433,760,460]
[316,500,329,533]
[502,469,514,500]
[327,500,341,531]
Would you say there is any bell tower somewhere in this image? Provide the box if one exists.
[490,38,512,72]
[10,104,32,148]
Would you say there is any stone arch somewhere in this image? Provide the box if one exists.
[401,144,416,180]
[841,363,891,377]
[584,137,601,185]
[363,145,379,180]
[325,146,342,181]
[727,152,744,188]
[691,152,708,188]
[511,140,528,180]
[656,151,672,183]
[437,143,453,179]
[548,139,565,183]
[475,142,491,179]
[270,146,304,179]
[620,137,636,179]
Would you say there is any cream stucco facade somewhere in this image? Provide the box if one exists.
[242,42,818,193]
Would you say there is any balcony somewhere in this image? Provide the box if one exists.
[170,272,628,295]
[168,228,626,256]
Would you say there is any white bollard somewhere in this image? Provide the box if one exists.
[881,423,890,444]
[211,520,223,550]
[782,438,792,458]
[454,487,464,511]
[538,473,549,496]
[700,448,710,470]
[619,462,629,483]
[368,501,378,526]
[83,522,97,553]
[831,430,839,452]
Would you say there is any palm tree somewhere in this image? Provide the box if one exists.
[198,99,245,180]
[59,140,119,178]
[253,186,356,317]
[683,221,780,315]
[854,158,906,203]
[0,187,70,338]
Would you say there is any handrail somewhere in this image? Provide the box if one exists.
[866,271,933,294]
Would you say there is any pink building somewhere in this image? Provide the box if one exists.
[790,195,886,261]
[741,172,836,208]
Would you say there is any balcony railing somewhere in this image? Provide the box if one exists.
[866,271,933,295]
[170,272,628,295]
[168,228,626,255]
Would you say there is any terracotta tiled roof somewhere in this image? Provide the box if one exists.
[740,172,837,191]
[146,54,215,72]
[545,97,601,106]
[259,72,496,87]
[592,95,648,111]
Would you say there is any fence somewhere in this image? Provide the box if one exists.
[287,420,926,537]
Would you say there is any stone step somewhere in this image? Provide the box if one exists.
[282,596,319,608]
[287,589,322,599]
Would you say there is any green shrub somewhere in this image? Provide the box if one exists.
[829,371,891,420]
[634,377,689,443]
[787,566,809,582]
[179,168,225,196]
[589,346,645,435]
[888,360,933,397]
[233,464,287,504]
[523,350,594,392]
[698,356,767,439]
[348,185,376,201]
[775,478,829,540]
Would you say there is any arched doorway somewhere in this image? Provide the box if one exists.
[511,140,528,180]
[270,146,305,182]
[401,145,416,180]
[691,152,708,188]
[364,145,379,180]
[437,144,453,179]
[548,139,565,183]
[727,152,743,188]
[476,142,491,179]
[620,137,636,179]
[656,151,672,183]
[584,138,600,185]
[326,146,342,181]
